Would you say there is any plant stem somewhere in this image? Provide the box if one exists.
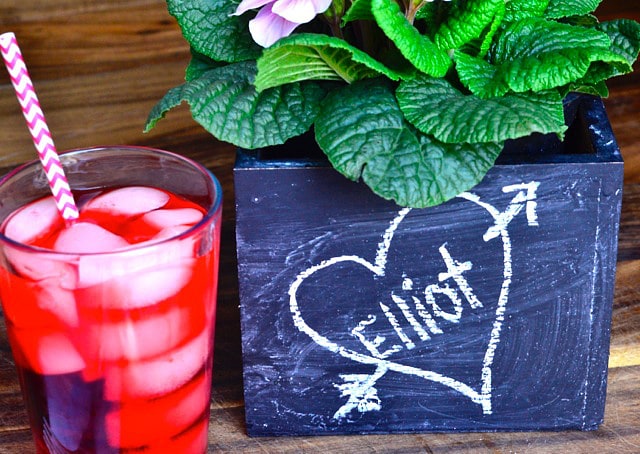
[325,4,344,39]
[406,0,426,25]
[331,20,344,39]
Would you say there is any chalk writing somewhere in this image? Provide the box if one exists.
[288,181,540,419]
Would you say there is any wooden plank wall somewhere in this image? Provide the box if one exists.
[0,0,204,167]
[0,0,638,180]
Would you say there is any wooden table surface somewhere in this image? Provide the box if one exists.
[1,1,639,452]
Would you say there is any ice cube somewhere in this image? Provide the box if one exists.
[4,245,78,286]
[54,222,129,254]
[85,186,170,216]
[105,371,209,448]
[36,279,79,327]
[143,208,203,230]
[0,270,44,328]
[84,305,196,362]
[10,329,85,375]
[150,227,199,260]
[77,259,194,310]
[7,252,74,283]
[153,225,193,240]
[3,196,61,244]
[115,263,193,308]
[0,267,77,329]
[103,328,211,401]
[73,228,193,287]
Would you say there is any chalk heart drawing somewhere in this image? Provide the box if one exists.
[289,182,541,420]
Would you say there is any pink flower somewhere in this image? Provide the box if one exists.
[233,0,332,47]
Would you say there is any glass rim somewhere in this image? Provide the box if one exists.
[0,145,223,257]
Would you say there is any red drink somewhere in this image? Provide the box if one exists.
[0,147,222,453]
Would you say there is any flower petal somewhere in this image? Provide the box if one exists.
[272,0,332,24]
[249,4,299,47]
[232,0,274,16]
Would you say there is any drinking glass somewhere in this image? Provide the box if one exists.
[0,146,222,453]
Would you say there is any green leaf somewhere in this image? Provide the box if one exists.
[458,17,638,104]
[314,79,502,207]
[598,19,640,67]
[454,51,508,98]
[504,0,549,22]
[485,18,628,94]
[145,62,326,149]
[504,46,628,93]
[479,2,505,56]
[372,0,450,77]
[562,80,609,98]
[397,76,566,143]
[185,50,223,81]
[576,59,633,90]
[570,19,640,91]
[342,0,374,24]
[167,0,260,63]
[415,1,452,25]
[254,34,402,91]
[145,85,185,131]
[545,0,601,19]
[433,0,504,50]
[314,79,403,180]
[492,18,609,62]
[363,132,503,208]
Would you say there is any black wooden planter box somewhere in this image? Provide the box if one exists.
[234,95,623,436]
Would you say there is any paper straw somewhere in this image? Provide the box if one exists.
[0,32,79,221]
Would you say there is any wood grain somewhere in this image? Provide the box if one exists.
[0,0,201,168]
[1,0,640,452]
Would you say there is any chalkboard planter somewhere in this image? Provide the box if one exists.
[234,94,623,436]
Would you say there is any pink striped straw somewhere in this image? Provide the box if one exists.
[0,32,79,222]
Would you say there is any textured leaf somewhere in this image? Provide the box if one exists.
[362,132,503,208]
[342,0,374,24]
[372,0,450,77]
[254,34,401,91]
[145,62,326,148]
[571,19,640,90]
[504,0,549,22]
[314,80,403,180]
[433,0,504,50]
[575,60,633,91]
[491,18,610,62]
[185,50,223,81]
[314,79,502,207]
[454,51,508,98]
[463,18,629,95]
[562,80,609,98]
[479,2,505,56]
[145,85,185,131]
[598,19,640,66]
[415,1,452,24]
[397,76,566,143]
[545,0,601,19]
[504,46,628,93]
[167,0,260,63]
